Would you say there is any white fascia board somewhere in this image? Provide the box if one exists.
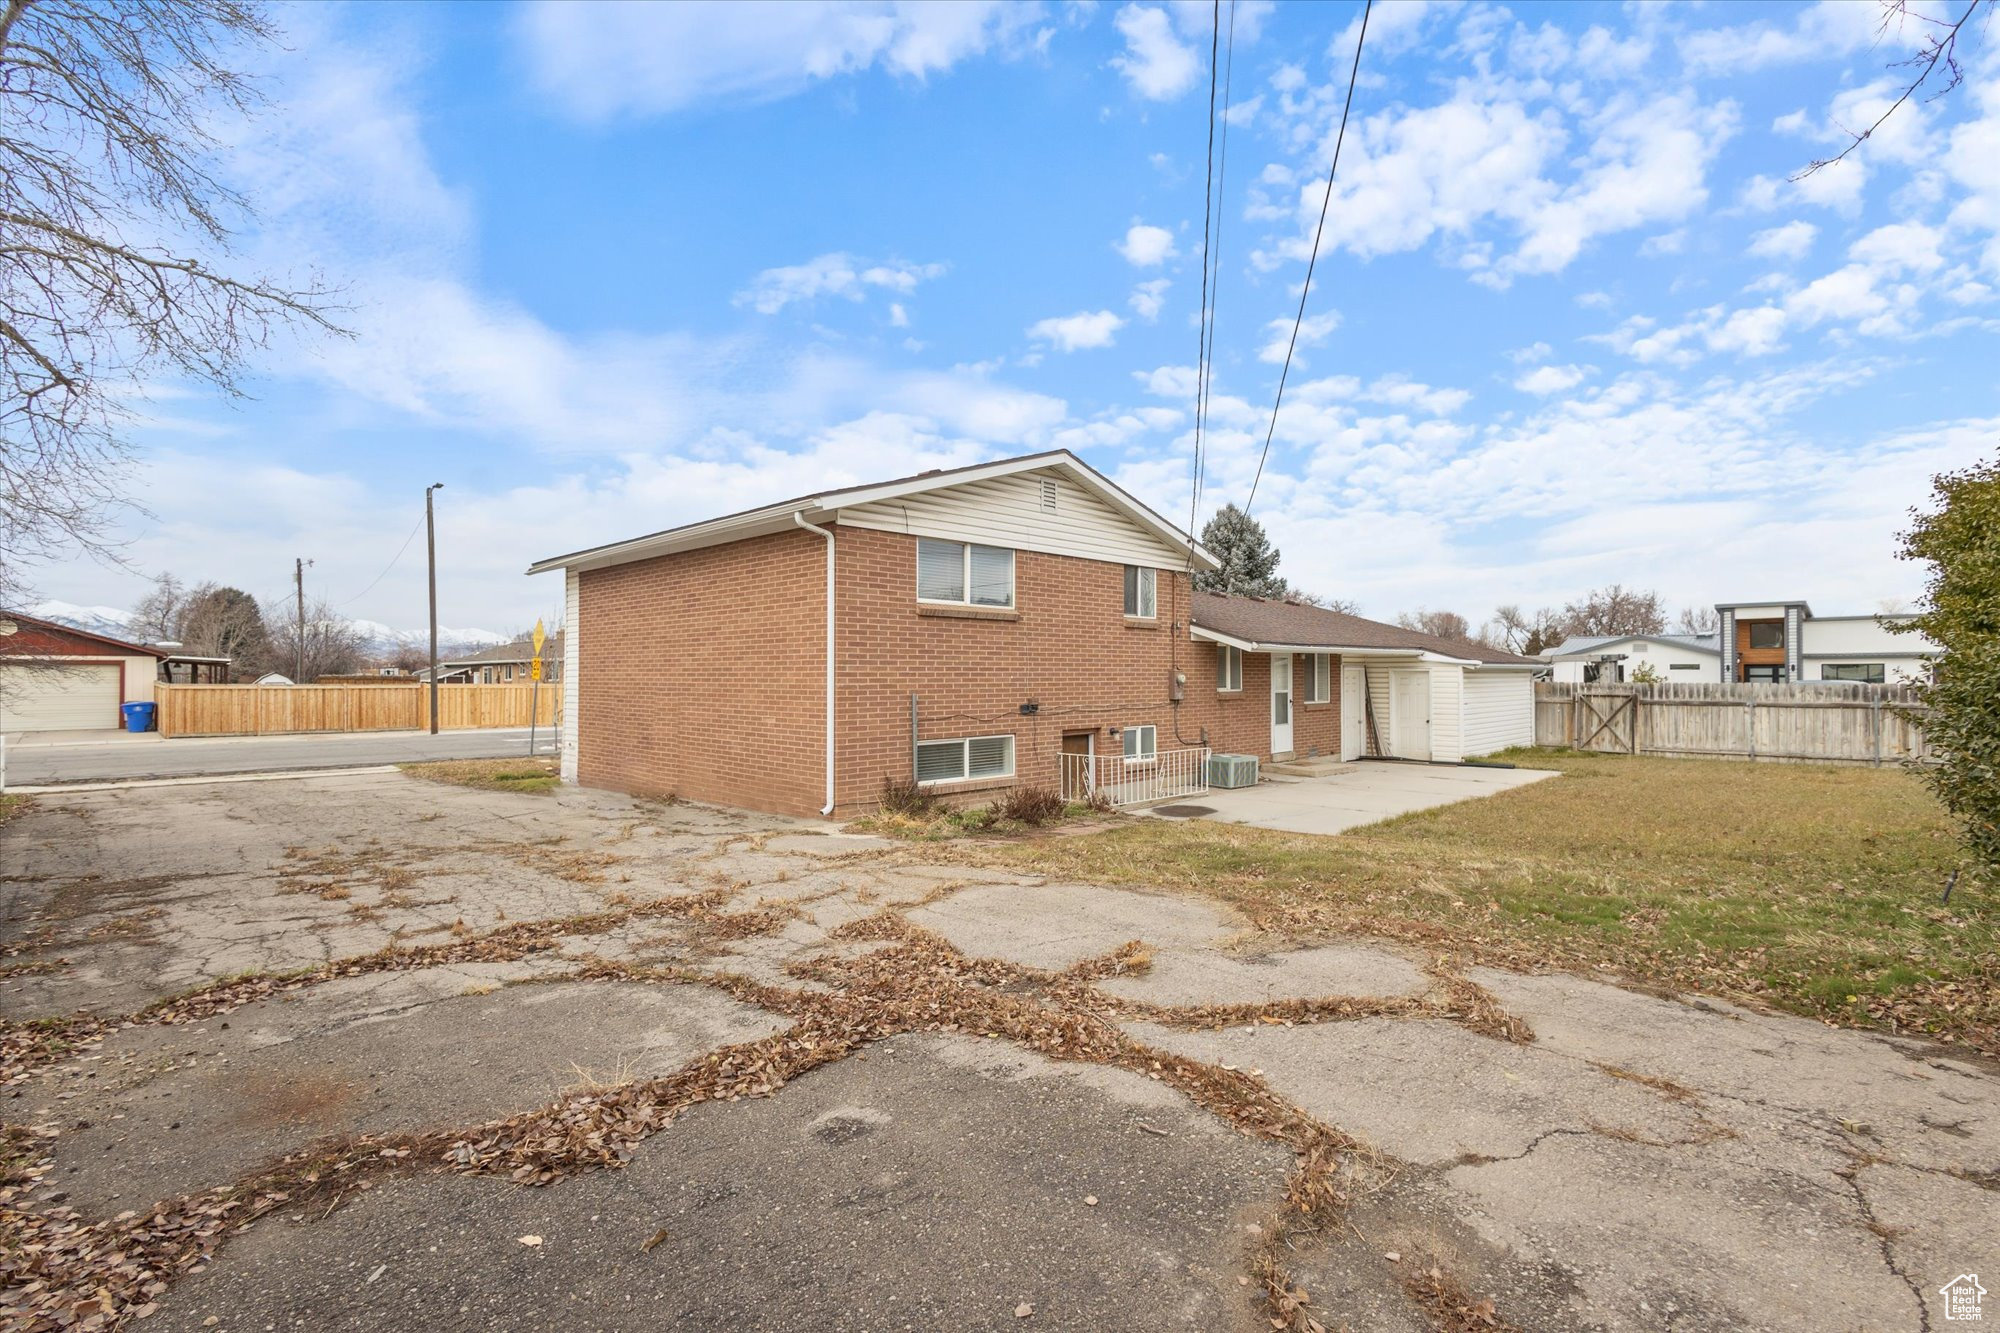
[1188,624,1474,664]
[1467,661,1544,672]
[527,504,825,575]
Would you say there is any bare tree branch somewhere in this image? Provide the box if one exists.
[1793,0,1990,180]
[0,0,347,606]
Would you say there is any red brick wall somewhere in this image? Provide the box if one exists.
[573,523,1344,817]
[831,525,1343,814]
[576,528,828,816]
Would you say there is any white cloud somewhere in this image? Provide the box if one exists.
[1508,341,1553,364]
[1117,222,1178,266]
[1129,278,1171,320]
[1513,363,1587,395]
[1257,85,1733,286]
[1111,5,1200,100]
[1027,309,1126,351]
[1258,311,1340,364]
[1134,364,1199,397]
[735,254,945,314]
[1677,1,1899,76]
[1748,220,1818,262]
[517,1,1040,118]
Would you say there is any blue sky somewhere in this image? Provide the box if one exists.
[40,0,2000,638]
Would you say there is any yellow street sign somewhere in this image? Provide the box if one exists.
[530,658,543,681]
[531,617,546,657]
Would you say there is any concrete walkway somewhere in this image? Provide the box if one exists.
[1148,760,1556,834]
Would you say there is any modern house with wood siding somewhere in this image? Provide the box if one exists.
[1715,601,1935,684]
[527,451,1541,818]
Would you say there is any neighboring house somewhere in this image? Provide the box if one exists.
[1546,634,1720,683]
[253,672,294,686]
[526,450,1541,818]
[0,612,168,731]
[1716,601,1934,684]
[415,635,563,685]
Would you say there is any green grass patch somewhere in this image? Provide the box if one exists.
[977,750,1996,1054]
[399,756,560,794]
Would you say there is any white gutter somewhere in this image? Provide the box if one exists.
[794,512,836,816]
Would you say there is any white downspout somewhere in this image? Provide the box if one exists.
[795,512,836,815]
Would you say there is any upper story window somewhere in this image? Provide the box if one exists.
[1746,621,1783,650]
[917,538,1015,608]
[1123,566,1156,618]
[1216,643,1242,692]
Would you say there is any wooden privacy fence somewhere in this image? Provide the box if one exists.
[1535,682,1930,766]
[154,683,560,738]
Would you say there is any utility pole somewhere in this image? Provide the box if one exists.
[426,483,444,735]
[293,557,312,682]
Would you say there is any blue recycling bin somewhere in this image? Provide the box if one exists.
[121,702,156,733]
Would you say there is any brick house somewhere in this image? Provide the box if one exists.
[528,451,1540,818]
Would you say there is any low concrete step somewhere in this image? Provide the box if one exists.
[1263,756,1360,779]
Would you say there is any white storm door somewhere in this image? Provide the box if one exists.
[1270,653,1293,755]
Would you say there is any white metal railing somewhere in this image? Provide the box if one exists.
[1063,746,1210,807]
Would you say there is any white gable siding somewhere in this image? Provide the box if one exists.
[833,467,1190,570]
[1462,671,1533,757]
[561,568,580,784]
[1428,664,1464,764]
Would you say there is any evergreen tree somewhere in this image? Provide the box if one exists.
[1194,504,1289,598]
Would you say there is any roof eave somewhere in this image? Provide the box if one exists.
[1188,624,1482,664]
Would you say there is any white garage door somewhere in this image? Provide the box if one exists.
[0,662,122,731]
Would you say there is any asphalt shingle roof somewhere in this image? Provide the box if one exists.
[1189,592,1539,665]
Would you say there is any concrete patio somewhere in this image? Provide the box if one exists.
[1147,760,1558,835]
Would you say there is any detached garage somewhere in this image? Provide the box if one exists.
[0,613,166,733]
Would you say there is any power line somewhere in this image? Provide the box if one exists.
[339,512,426,606]
[1183,0,1224,574]
[1244,0,1371,519]
[1192,0,1239,553]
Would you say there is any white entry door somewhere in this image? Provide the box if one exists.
[1390,669,1431,761]
[1270,653,1293,756]
[1341,664,1366,760]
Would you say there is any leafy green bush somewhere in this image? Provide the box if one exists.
[1899,454,2000,877]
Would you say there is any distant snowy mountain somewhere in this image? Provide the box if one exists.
[28,601,134,639]
[29,601,506,654]
[349,620,509,653]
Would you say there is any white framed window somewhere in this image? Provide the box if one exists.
[915,734,1015,785]
[1300,653,1330,703]
[1123,565,1156,618]
[1120,724,1157,762]
[1217,643,1242,692]
[917,538,1015,608]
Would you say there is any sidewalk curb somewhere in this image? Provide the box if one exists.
[4,766,407,795]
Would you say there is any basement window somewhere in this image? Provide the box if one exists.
[917,539,1015,608]
[916,735,1015,785]
[1123,566,1156,618]
[1120,725,1157,763]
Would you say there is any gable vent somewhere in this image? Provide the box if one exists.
[1039,478,1058,512]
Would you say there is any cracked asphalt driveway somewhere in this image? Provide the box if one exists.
[1,771,1992,1331]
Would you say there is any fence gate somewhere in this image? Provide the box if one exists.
[1575,691,1638,754]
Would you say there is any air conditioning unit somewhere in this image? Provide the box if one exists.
[1208,753,1259,788]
